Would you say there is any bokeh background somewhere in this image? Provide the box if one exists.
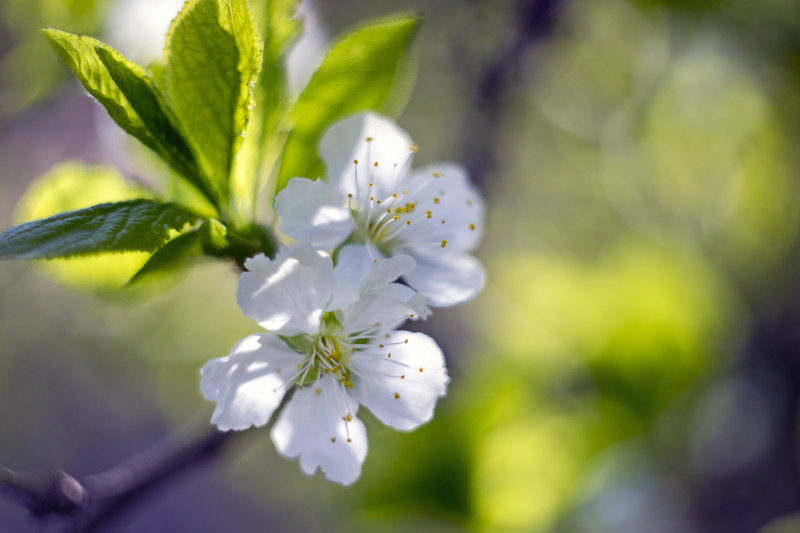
[2,0,800,531]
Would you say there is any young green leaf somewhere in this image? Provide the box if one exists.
[275,14,421,192]
[0,200,199,260]
[163,0,263,210]
[43,30,218,212]
[230,0,302,221]
[127,229,204,285]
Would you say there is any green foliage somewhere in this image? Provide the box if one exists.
[128,229,203,285]
[276,14,421,191]
[43,29,217,211]
[0,200,198,259]
[230,0,301,219]
[163,0,262,212]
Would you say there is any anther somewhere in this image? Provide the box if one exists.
[404,339,409,344]
[348,193,353,198]
[466,199,473,205]
[441,239,447,248]
[394,392,400,399]
[410,314,415,318]
[388,353,392,358]
[342,413,353,422]
[419,367,423,372]
[330,437,336,443]
[432,172,441,177]
[401,375,405,379]
[366,137,373,142]
[315,388,321,395]
[410,143,418,153]
[426,210,432,219]
[379,344,384,348]
[433,197,440,204]
[347,438,352,443]
[353,159,359,164]
[470,223,475,231]
[374,162,379,167]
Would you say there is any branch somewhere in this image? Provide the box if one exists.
[460,0,568,193]
[0,388,294,533]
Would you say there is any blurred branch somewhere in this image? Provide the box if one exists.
[0,388,294,533]
[460,0,567,194]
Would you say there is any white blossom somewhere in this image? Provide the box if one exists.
[275,112,486,307]
[200,244,449,485]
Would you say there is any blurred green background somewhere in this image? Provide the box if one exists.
[3,0,800,531]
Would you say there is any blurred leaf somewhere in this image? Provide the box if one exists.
[0,199,198,259]
[276,13,421,192]
[163,0,263,212]
[128,228,203,285]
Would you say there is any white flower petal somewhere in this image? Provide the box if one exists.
[402,163,485,253]
[371,282,431,320]
[340,291,422,336]
[319,113,416,198]
[270,374,368,485]
[238,245,334,335]
[352,331,449,431]
[404,251,485,307]
[329,245,416,310]
[200,334,302,431]
[275,177,352,249]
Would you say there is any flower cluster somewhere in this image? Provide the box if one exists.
[201,113,485,484]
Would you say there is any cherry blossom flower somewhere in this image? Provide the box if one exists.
[200,244,449,485]
[275,112,485,307]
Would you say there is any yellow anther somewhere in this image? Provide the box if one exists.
[347,193,353,198]
[433,197,440,204]
[347,438,352,443]
[419,367,423,372]
[406,221,411,226]
[393,193,399,198]
[343,413,353,422]
[466,199,473,206]
[376,200,381,204]
[404,339,409,344]
[385,333,390,338]
[379,344,384,348]
[353,159,359,164]
[432,172,441,177]
[410,314,415,318]
[393,216,398,220]
[330,437,336,442]
[387,208,392,214]
[469,223,475,231]
[403,189,408,194]
[315,388,321,395]
[394,392,400,399]
[370,196,374,201]
[369,183,373,187]
[426,210,432,219]
[387,353,392,358]
[441,220,445,224]
[401,375,405,379]
[374,161,379,167]
[345,381,354,388]
[410,143,418,153]
[441,239,447,248]
[366,137,373,142]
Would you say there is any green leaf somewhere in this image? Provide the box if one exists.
[43,29,217,212]
[230,0,302,222]
[275,14,421,192]
[163,0,263,211]
[127,229,204,285]
[0,200,199,260]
